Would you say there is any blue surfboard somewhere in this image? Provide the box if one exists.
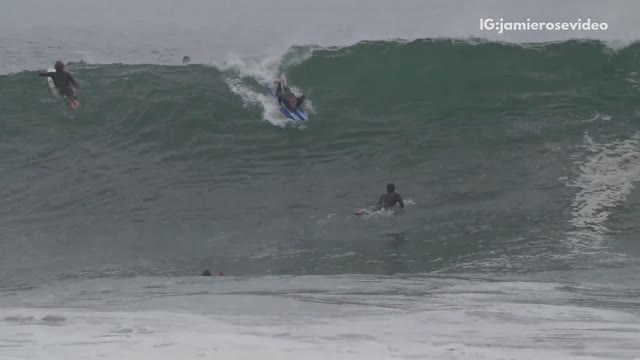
[268,85,308,122]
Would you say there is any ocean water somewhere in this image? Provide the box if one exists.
[1,1,640,359]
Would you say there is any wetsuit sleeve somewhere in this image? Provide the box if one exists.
[397,194,404,208]
[38,72,52,77]
[275,82,283,105]
[68,74,79,89]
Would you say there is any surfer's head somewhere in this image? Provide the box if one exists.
[387,183,395,193]
[54,61,64,71]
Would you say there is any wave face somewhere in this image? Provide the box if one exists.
[2,39,640,284]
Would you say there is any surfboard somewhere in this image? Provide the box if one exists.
[46,68,57,96]
[355,207,395,217]
[268,84,308,122]
[355,209,369,216]
[46,68,80,109]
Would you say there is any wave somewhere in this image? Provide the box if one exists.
[1,38,640,279]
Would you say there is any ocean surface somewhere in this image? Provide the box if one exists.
[1,1,640,359]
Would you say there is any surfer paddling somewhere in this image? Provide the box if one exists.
[355,183,405,216]
[274,79,305,110]
[39,60,80,109]
[377,183,405,210]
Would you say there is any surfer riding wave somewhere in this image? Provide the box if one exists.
[274,79,305,110]
[39,60,80,108]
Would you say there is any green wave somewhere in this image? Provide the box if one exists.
[1,38,639,279]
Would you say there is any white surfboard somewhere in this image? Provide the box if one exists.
[46,68,58,96]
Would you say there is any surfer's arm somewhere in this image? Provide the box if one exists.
[397,195,405,208]
[38,72,52,77]
[274,81,283,105]
[375,195,383,210]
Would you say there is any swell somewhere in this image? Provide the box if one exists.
[0,39,639,281]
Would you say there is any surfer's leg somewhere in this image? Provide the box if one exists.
[295,96,305,109]
[60,88,76,100]
[59,88,79,108]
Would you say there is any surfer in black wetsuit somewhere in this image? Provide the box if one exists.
[274,79,305,110]
[39,61,79,103]
[377,183,405,210]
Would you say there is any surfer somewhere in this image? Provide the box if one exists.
[377,183,404,210]
[39,61,79,106]
[274,79,305,110]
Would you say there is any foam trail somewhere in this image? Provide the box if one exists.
[224,75,291,128]
[567,132,640,254]
[219,49,315,127]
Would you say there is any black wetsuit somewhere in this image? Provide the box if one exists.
[39,70,79,100]
[275,82,304,110]
[378,192,404,210]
